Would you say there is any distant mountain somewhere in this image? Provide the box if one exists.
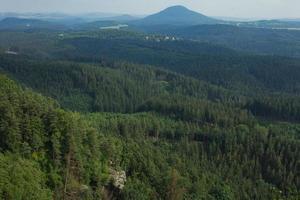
[73,15,138,30]
[280,18,300,22]
[236,20,300,29]
[0,17,65,30]
[134,5,221,26]
[0,12,116,24]
[152,24,300,58]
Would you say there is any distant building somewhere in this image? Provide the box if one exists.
[100,24,128,30]
[5,50,18,55]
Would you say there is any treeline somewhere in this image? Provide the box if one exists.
[0,54,233,113]
[246,94,300,121]
[138,95,252,128]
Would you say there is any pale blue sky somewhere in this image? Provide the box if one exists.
[0,0,299,18]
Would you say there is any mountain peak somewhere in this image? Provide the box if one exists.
[136,5,220,26]
[159,5,200,16]
[164,5,189,11]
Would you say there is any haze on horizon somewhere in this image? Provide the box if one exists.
[0,0,299,19]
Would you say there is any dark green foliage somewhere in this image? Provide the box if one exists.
[208,184,234,200]
[59,33,300,95]
[2,29,300,96]
[246,94,300,121]
[2,72,298,199]
[0,153,52,200]
[138,96,252,127]
[85,111,300,199]
[0,54,232,113]
[122,178,153,200]
[0,74,109,199]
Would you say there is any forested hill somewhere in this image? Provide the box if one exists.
[0,17,65,30]
[0,54,234,113]
[0,74,110,199]
[57,33,300,95]
[137,24,300,58]
[1,30,300,95]
[1,70,300,199]
[2,53,300,122]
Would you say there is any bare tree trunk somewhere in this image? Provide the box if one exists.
[63,152,71,200]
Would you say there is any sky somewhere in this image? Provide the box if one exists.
[0,0,299,19]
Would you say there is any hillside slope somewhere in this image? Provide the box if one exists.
[1,72,299,199]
